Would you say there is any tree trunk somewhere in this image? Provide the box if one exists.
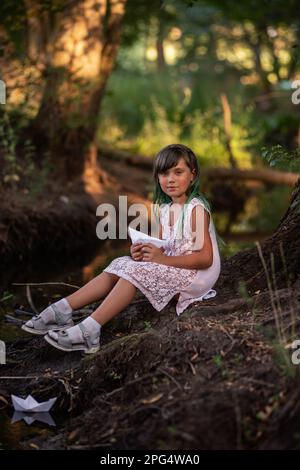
[28,0,127,185]
[156,18,166,72]
[243,26,273,111]
[220,93,238,169]
[99,146,300,187]
[218,178,300,295]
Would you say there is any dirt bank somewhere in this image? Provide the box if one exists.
[0,152,151,267]
[1,280,300,450]
[1,153,300,450]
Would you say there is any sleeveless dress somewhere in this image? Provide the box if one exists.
[103,197,221,316]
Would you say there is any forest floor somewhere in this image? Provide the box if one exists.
[1,151,300,450]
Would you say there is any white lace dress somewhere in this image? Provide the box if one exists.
[103,197,221,316]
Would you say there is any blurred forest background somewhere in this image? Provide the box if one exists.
[0,0,299,260]
[0,0,300,451]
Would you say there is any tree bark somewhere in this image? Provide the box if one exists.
[156,18,166,72]
[217,178,300,295]
[220,93,238,169]
[99,146,300,187]
[27,0,127,184]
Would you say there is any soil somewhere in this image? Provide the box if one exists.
[1,152,300,450]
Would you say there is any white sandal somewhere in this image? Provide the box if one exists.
[21,305,74,335]
[44,323,100,354]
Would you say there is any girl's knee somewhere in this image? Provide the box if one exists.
[105,272,119,282]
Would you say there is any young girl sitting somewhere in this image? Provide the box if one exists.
[21,144,221,353]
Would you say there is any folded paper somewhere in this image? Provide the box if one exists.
[11,394,57,413]
[128,226,168,249]
[11,411,56,426]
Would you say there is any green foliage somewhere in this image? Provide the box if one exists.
[181,0,300,24]
[237,280,252,305]
[247,186,293,232]
[143,321,152,331]
[0,0,27,55]
[98,69,258,170]
[0,0,68,55]
[212,353,223,367]
[0,291,13,304]
[261,145,300,172]
[0,110,53,200]
[0,112,21,186]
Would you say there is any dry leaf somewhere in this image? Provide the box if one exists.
[68,429,79,442]
[141,393,163,404]
[188,361,196,376]
[190,352,199,362]
[29,443,39,449]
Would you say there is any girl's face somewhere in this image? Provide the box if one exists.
[158,157,196,201]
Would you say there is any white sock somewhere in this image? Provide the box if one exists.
[49,316,101,342]
[26,298,73,327]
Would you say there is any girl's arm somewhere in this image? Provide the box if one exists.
[162,207,213,269]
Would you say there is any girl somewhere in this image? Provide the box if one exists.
[21,144,221,353]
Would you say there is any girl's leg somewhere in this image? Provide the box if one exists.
[91,277,137,325]
[45,278,137,352]
[66,272,120,310]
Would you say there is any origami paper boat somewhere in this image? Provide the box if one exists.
[11,411,56,426]
[11,394,57,412]
[128,226,168,249]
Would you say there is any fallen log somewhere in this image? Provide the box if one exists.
[100,146,300,187]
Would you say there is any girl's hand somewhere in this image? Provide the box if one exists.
[130,242,143,261]
[141,243,165,263]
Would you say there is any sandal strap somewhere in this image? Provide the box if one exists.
[54,329,73,348]
[30,305,70,330]
[52,304,71,325]
[30,314,48,330]
[51,324,99,350]
[78,323,93,349]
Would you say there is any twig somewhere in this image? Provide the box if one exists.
[26,285,38,314]
[241,377,277,389]
[157,367,183,391]
[68,443,113,449]
[280,242,297,339]
[0,376,45,379]
[262,310,295,326]
[14,309,35,317]
[4,314,23,325]
[256,242,283,343]
[105,371,161,398]
[270,252,285,342]
[12,282,80,289]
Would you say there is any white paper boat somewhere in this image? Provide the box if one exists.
[128,226,168,249]
[11,411,56,426]
[11,394,57,412]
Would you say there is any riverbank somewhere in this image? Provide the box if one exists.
[1,280,300,450]
[1,152,300,450]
